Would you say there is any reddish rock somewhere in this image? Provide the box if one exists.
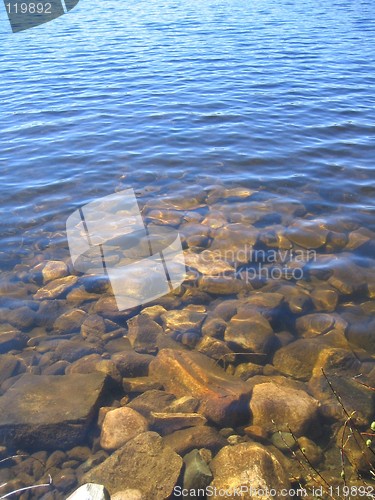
[149,349,251,426]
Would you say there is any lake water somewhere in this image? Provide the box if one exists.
[0,0,374,496]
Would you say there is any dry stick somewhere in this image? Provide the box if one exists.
[283,424,339,500]
[321,368,375,476]
[0,475,52,499]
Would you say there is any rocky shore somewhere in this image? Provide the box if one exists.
[0,185,374,498]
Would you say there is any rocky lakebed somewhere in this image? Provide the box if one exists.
[0,185,374,499]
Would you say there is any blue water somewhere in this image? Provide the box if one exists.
[0,0,375,494]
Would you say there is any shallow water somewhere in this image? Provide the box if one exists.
[0,0,374,496]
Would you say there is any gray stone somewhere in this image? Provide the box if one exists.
[55,339,102,363]
[127,390,176,418]
[0,373,108,449]
[82,432,182,498]
[122,377,162,393]
[0,324,28,354]
[183,449,213,492]
[0,354,27,385]
[66,483,110,500]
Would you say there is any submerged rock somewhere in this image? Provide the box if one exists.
[34,275,78,300]
[127,314,163,353]
[163,426,226,456]
[100,407,148,451]
[249,382,319,436]
[0,373,108,449]
[209,442,291,498]
[149,349,251,426]
[42,261,69,284]
[224,311,275,355]
[0,324,28,354]
[82,432,182,499]
[183,448,213,492]
[151,412,207,435]
[66,483,110,500]
[161,305,206,335]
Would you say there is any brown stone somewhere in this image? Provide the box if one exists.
[163,426,226,456]
[82,432,182,499]
[42,261,69,284]
[100,407,148,451]
[249,382,319,436]
[126,314,163,353]
[149,349,251,426]
[34,275,78,300]
[224,311,275,354]
[209,442,291,498]
[150,412,207,435]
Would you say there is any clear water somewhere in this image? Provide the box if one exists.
[0,0,374,495]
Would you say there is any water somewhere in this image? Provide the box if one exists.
[0,0,375,496]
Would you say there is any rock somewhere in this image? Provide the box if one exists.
[296,436,323,467]
[296,313,347,338]
[165,396,200,414]
[0,306,36,330]
[34,275,78,300]
[81,315,106,338]
[149,349,251,426]
[224,311,275,354]
[53,309,87,334]
[209,442,291,498]
[163,426,227,456]
[235,362,263,380]
[309,369,374,426]
[55,339,102,363]
[111,491,143,500]
[127,390,176,418]
[199,275,245,295]
[67,446,92,461]
[273,336,349,381]
[67,483,110,500]
[111,350,154,377]
[151,412,207,435]
[42,261,69,284]
[249,382,319,436]
[161,306,206,335]
[328,260,367,295]
[122,377,162,393]
[336,425,375,473]
[285,219,328,249]
[0,354,27,385]
[310,285,338,312]
[183,449,213,492]
[270,432,296,452]
[201,316,227,338]
[184,251,235,276]
[83,432,182,498]
[0,373,108,449]
[100,407,148,451]
[196,336,235,363]
[273,284,311,314]
[126,314,162,353]
[0,324,28,354]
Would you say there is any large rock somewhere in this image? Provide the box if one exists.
[249,382,319,436]
[209,442,291,499]
[161,305,206,335]
[0,373,108,449]
[34,275,78,300]
[82,432,182,499]
[163,426,226,456]
[111,350,154,377]
[126,314,163,353]
[100,407,148,450]
[0,324,28,354]
[127,390,176,418]
[149,349,251,425]
[224,311,275,354]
